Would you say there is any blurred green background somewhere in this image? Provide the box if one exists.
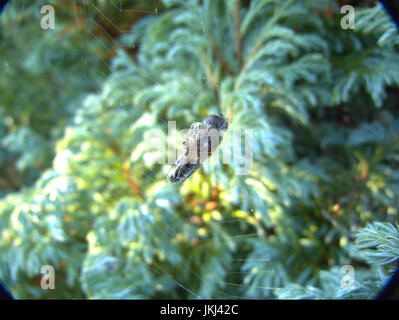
[0,0,398,299]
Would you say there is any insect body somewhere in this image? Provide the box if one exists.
[168,113,228,183]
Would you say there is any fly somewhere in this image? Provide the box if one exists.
[168,113,228,183]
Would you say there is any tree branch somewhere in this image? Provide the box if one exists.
[109,140,143,199]
[234,0,243,71]
[205,29,234,76]
[321,209,351,238]
[122,161,143,199]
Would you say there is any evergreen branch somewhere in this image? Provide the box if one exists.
[234,0,243,71]
[109,140,143,199]
[204,29,234,76]
[202,53,219,99]
[243,0,295,71]
[355,222,399,266]
[2,0,399,299]
[321,209,351,238]
[122,162,143,199]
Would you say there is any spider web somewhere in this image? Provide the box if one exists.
[7,0,283,299]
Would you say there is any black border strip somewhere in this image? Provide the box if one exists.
[0,0,10,16]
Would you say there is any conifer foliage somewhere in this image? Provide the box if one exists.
[0,0,398,298]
